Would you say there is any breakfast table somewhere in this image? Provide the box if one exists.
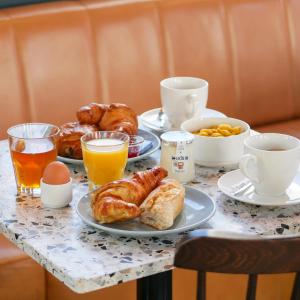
[1,137,300,299]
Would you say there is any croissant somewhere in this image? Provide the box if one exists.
[77,102,108,125]
[60,102,138,159]
[91,167,168,223]
[99,103,138,135]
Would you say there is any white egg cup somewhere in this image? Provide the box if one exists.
[40,178,73,209]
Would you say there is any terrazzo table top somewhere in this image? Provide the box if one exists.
[1,140,300,293]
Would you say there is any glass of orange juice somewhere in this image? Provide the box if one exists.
[7,123,60,196]
[81,131,129,189]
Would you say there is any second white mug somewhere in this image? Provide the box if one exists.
[239,133,300,197]
[160,77,208,128]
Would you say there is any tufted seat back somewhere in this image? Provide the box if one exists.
[1,0,300,137]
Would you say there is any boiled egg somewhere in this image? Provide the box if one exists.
[42,161,70,185]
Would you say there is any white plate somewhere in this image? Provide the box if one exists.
[218,169,300,206]
[140,107,226,132]
[76,186,216,237]
[57,129,160,165]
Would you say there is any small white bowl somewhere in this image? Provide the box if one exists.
[181,117,250,167]
[40,178,73,208]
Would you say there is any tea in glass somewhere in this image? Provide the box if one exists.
[8,123,59,196]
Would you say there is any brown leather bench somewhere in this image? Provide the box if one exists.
[0,0,299,299]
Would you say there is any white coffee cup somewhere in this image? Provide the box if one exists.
[160,77,208,128]
[239,133,300,197]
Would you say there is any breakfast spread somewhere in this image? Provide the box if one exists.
[7,77,259,238]
[8,75,272,239]
[58,102,138,159]
[8,73,300,243]
[193,123,242,137]
[140,179,185,230]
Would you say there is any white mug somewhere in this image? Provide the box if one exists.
[160,77,208,128]
[239,133,300,197]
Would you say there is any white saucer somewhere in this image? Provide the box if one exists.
[218,169,300,206]
[140,107,226,132]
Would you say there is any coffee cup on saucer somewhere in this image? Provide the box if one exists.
[160,77,208,129]
[239,133,300,197]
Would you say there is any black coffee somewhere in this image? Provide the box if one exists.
[264,148,286,151]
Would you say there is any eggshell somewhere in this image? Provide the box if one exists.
[42,161,70,185]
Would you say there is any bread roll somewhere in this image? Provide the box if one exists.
[140,179,185,230]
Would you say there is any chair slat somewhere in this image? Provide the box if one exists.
[246,274,257,300]
[197,272,206,300]
[291,272,300,300]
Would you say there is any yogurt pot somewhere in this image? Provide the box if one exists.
[40,178,73,208]
[160,131,195,183]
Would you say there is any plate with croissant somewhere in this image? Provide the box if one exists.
[57,102,160,165]
[76,167,216,237]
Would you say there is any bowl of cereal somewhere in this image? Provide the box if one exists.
[181,117,250,167]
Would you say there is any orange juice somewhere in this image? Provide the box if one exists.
[11,139,57,189]
[82,138,128,187]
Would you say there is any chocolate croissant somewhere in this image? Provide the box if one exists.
[91,167,168,223]
[57,122,98,159]
[99,103,138,135]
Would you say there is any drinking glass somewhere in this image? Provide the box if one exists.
[81,131,129,190]
[7,123,60,196]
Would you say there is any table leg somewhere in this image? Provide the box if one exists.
[137,270,172,300]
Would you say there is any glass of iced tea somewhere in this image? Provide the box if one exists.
[81,131,129,190]
[7,123,60,196]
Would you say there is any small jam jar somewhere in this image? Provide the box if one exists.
[128,135,144,158]
[160,131,195,183]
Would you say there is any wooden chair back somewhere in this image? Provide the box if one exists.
[174,230,300,300]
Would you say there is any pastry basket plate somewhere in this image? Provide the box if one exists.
[76,186,216,237]
[57,129,160,165]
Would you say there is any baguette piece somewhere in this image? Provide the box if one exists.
[140,179,185,230]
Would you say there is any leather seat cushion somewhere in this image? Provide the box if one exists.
[255,118,300,139]
[0,235,45,300]
[0,234,27,265]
